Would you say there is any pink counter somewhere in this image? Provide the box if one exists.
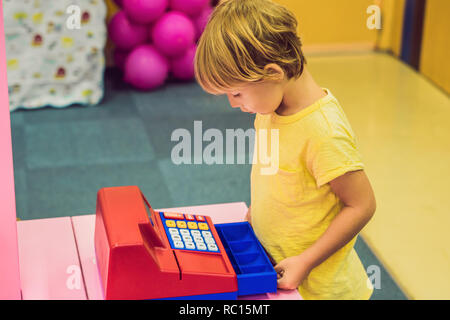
[0,1,21,300]
[16,202,302,300]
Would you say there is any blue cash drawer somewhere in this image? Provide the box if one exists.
[214,222,277,296]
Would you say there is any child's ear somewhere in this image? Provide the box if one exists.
[263,63,285,82]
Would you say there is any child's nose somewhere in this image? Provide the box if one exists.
[227,94,240,109]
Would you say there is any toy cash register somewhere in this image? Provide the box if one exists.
[94,186,277,300]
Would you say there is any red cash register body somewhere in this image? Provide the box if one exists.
[94,186,238,300]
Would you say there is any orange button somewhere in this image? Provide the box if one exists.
[198,222,209,230]
[165,220,176,228]
[176,221,187,229]
[164,212,184,220]
[195,215,205,222]
[185,214,195,221]
[187,222,198,229]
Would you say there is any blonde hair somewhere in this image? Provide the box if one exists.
[195,0,306,95]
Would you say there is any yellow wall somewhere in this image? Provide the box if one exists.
[274,0,449,93]
[105,0,120,67]
[377,0,405,56]
[274,0,379,53]
[105,0,119,22]
[420,0,450,94]
[274,0,407,55]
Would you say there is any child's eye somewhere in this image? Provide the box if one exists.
[233,93,241,98]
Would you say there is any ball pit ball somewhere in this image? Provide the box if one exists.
[170,0,210,16]
[193,5,213,40]
[108,11,147,50]
[170,44,197,80]
[152,11,196,58]
[124,45,169,90]
[109,0,212,90]
[123,0,168,24]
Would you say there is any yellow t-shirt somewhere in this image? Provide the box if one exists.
[251,89,373,300]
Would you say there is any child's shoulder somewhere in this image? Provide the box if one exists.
[254,89,356,142]
[303,91,356,141]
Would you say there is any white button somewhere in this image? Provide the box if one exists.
[193,236,204,243]
[207,244,218,251]
[185,242,195,249]
[174,241,184,249]
[196,243,207,250]
[204,237,215,244]
[191,230,201,236]
[169,228,179,235]
[182,235,193,242]
[180,229,190,235]
[202,231,212,238]
[171,234,181,241]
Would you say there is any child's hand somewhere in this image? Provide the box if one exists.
[274,254,312,290]
[245,206,251,225]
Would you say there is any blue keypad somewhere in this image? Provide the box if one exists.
[160,212,219,252]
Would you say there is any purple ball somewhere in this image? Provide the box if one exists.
[171,44,197,80]
[123,0,168,24]
[108,11,147,50]
[152,12,196,58]
[170,0,209,16]
[193,5,213,40]
[124,45,169,90]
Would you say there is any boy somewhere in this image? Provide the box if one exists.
[194,0,376,300]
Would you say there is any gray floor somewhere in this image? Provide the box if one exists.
[9,68,408,300]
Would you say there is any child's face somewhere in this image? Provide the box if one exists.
[223,79,285,115]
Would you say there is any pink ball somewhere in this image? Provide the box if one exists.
[108,11,147,50]
[193,5,213,40]
[113,50,129,70]
[170,0,209,16]
[124,45,169,90]
[171,45,197,80]
[152,12,196,58]
[123,0,168,24]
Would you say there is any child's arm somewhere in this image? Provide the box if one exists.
[275,169,376,290]
[245,205,251,224]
